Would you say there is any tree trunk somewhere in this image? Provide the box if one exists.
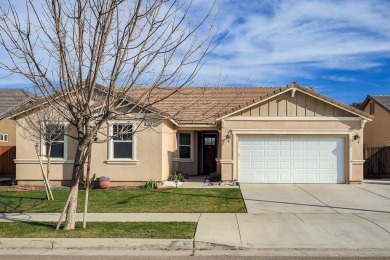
[62,141,88,230]
[83,142,92,228]
[45,144,54,200]
[47,145,51,181]
[34,143,53,200]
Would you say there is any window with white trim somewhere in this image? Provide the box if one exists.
[44,124,65,158]
[0,133,8,142]
[179,133,191,159]
[112,123,133,159]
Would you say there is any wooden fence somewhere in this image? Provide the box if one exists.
[0,146,16,179]
[364,146,390,179]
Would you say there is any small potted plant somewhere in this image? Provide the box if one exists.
[98,176,110,189]
[208,172,221,186]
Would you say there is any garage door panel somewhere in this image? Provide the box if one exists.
[253,162,265,169]
[238,137,345,184]
[280,173,291,182]
[292,150,305,158]
[266,161,278,169]
[253,150,265,158]
[266,150,278,157]
[280,150,291,158]
[280,162,291,169]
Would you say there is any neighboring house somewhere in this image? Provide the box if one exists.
[0,88,31,179]
[0,89,31,146]
[2,82,372,185]
[361,95,390,147]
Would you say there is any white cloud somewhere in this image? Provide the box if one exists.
[189,0,390,86]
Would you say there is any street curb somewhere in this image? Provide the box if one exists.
[194,240,390,250]
[3,238,390,251]
[0,238,194,250]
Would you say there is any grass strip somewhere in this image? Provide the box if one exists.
[0,188,246,213]
[0,221,196,239]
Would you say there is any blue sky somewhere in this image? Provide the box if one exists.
[192,0,390,104]
[1,0,390,105]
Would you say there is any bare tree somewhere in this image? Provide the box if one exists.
[0,0,217,229]
[16,106,69,200]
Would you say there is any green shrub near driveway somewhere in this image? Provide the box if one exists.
[0,188,246,213]
[0,221,196,239]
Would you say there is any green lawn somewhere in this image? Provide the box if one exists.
[0,188,246,213]
[0,222,196,238]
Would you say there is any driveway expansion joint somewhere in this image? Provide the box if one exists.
[234,213,243,244]
[293,213,304,222]
[353,213,390,234]
[294,184,339,214]
[352,185,390,201]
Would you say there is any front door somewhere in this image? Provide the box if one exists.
[203,134,217,174]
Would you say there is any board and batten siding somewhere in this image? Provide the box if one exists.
[239,91,354,117]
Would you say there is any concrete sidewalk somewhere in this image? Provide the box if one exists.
[2,212,390,252]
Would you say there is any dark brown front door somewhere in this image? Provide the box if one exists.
[203,134,217,174]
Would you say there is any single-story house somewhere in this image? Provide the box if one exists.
[361,95,390,147]
[4,82,372,186]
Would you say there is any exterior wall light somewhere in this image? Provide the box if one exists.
[225,130,232,142]
[353,133,361,143]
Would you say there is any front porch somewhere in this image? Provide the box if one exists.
[179,175,239,188]
[173,130,221,176]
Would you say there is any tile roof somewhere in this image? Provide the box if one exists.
[0,89,31,115]
[122,86,281,124]
[121,82,371,124]
[4,83,372,124]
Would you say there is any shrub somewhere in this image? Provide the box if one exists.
[208,172,221,182]
[79,173,97,190]
[167,171,185,182]
[143,179,157,189]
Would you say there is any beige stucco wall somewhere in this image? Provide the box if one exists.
[219,118,365,183]
[15,117,175,185]
[363,102,390,147]
[161,120,176,180]
[0,119,16,146]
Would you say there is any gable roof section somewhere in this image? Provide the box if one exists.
[216,82,372,121]
[0,89,32,116]
[361,95,390,113]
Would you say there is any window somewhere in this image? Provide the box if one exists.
[112,124,133,159]
[204,137,216,146]
[44,124,65,158]
[370,102,375,115]
[0,134,8,142]
[179,133,191,159]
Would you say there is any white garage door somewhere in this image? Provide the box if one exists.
[238,137,345,183]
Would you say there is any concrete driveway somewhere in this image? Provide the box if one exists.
[195,182,390,251]
[240,183,390,214]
